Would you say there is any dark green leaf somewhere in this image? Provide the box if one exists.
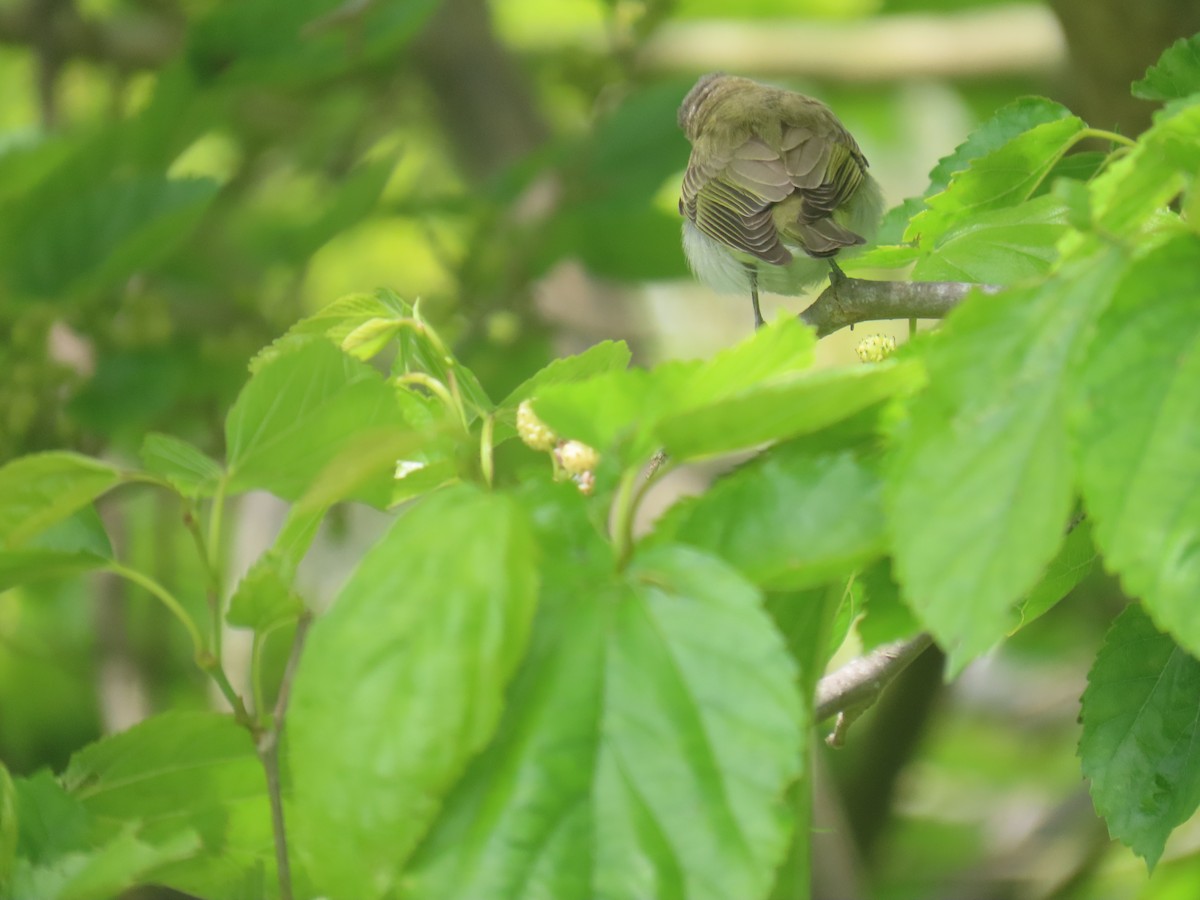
[1133,35,1200,102]
[1080,605,1200,869]
[0,763,14,894]
[856,559,921,650]
[288,486,538,899]
[224,337,409,501]
[3,175,217,300]
[1071,236,1200,656]
[885,250,1125,673]
[0,454,122,548]
[654,445,885,590]
[139,433,224,498]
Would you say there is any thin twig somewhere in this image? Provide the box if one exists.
[800,277,1000,337]
[816,633,934,726]
[258,613,313,900]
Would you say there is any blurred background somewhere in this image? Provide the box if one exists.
[2,0,1200,897]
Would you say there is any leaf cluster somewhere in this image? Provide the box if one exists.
[3,32,1200,900]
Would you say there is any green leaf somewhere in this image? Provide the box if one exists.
[656,361,920,461]
[1086,103,1200,241]
[10,770,199,900]
[224,337,409,501]
[62,711,273,899]
[533,318,818,463]
[1080,605,1200,869]
[139,433,224,498]
[0,453,122,547]
[405,520,803,900]
[3,174,218,300]
[226,551,304,631]
[0,763,13,894]
[250,289,410,373]
[288,486,538,899]
[905,116,1085,247]
[0,508,114,592]
[653,444,885,590]
[1133,35,1200,102]
[856,559,921,650]
[1009,519,1096,633]
[910,195,1070,284]
[925,98,1075,197]
[885,250,1125,672]
[859,98,1075,262]
[1071,236,1200,656]
[499,340,633,411]
[11,827,199,900]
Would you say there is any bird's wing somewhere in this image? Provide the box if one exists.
[681,123,871,264]
[776,124,869,257]
[680,135,793,265]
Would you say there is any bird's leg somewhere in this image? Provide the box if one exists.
[828,257,848,286]
[744,264,764,330]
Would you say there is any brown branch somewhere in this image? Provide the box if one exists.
[816,633,934,731]
[799,277,1000,338]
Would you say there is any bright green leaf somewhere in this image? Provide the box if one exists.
[405,521,803,900]
[288,486,538,899]
[0,453,122,548]
[224,337,409,501]
[1133,35,1200,102]
[656,361,919,461]
[62,711,273,899]
[534,319,820,463]
[1071,236,1200,656]
[911,195,1069,284]
[654,444,886,590]
[250,290,409,373]
[924,98,1075,197]
[499,340,633,410]
[226,552,304,631]
[885,250,1125,672]
[139,433,223,498]
[1080,605,1200,869]
[905,116,1085,247]
[1087,104,1200,240]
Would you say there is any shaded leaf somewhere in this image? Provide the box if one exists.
[1080,605,1200,869]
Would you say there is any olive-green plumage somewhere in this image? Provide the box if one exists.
[677,73,883,328]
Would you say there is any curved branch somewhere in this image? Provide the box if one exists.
[800,277,1000,337]
[816,633,934,727]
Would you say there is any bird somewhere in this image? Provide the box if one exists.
[677,73,884,329]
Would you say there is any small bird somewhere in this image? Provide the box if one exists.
[677,73,883,329]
